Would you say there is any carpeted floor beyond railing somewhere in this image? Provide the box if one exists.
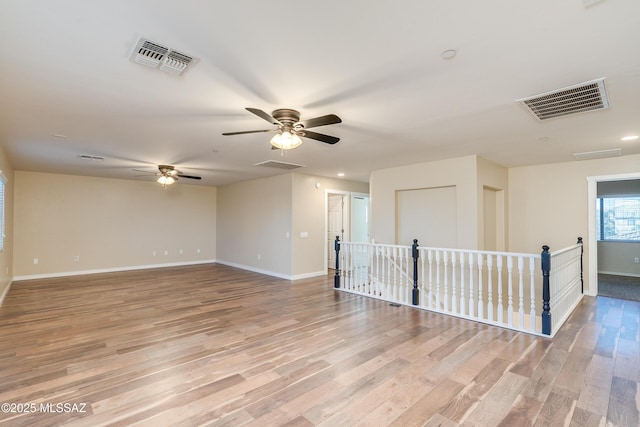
[598,274,640,302]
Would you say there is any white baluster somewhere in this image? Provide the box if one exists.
[468,252,474,318]
[487,254,493,321]
[386,246,391,298]
[497,255,503,324]
[404,247,410,304]
[393,247,398,302]
[451,251,457,314]
[529,256,536,331]
[477,253,483,319]
[518,256,525,329]
[443,250,449,313]
[507,255,513,327]
[420,249,426,307]
[460,252,466,316]
[435,249,441,310]
[428,249,434,309]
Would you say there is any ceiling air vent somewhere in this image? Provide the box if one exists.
[129,37,198,76]
[131,39,168,68]
[254,160,305,170]
[573,148,621,161]
[160,50,194,75]
[517,78,609,121]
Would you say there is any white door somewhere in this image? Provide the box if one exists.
[351,194,370,243]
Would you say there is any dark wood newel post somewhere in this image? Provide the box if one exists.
[412,239,419,305]
[577,237,584,293]
[334,236,341,288]
[541,245,551,336]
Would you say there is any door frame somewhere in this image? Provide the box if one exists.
[586,172,640,296]
[325,190,349,271]
[324,190,371,271]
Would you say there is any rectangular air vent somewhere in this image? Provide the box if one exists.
[129,37,198,76]
[254,160,305,170]
[518,78,609,121]
[160,50,195,75]
[573,148,621,161]
[78,154,104,161]
[131,39,168,68]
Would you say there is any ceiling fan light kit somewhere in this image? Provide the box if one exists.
[223,107,342,151]
[270,131,303,150]
[157,175,175,186]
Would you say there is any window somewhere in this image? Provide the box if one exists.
[596,196,640,241]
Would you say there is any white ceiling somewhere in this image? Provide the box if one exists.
[1,0,639,186]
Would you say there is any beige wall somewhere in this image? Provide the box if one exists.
[216,173,293,278]
[217,172,368,279]
[291,173,369,277]
[598,241,640,276]
[369,155,479,249]
[14,172,216,278]
[0,146,13,303]
[508,153,640,294]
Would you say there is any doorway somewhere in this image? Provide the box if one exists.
[587,173,640,296]
[325,191,370,270]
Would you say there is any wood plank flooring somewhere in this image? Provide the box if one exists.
[0,264,638,426]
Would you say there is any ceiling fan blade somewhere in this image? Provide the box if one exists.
[300,130,340,145]
[246,108,281,125]
[176,174,202,180]
[222,129,274,136]
[299,114,342,129]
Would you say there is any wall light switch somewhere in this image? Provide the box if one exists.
[300,231,309,238]
[33,258,39,265]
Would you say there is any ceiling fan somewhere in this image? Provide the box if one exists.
[134,164,202,187]
[222,108,342,150]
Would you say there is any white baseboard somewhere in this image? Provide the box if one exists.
[215,260,327,281]
[292,271,328,280]
[0,280,12,306]
[598,270,640,278]
[215,260,293,280]
[12,260,217,282]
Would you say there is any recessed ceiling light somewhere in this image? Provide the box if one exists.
[621,135,639,141]
[337,172,345,177]
[440,49,457,60]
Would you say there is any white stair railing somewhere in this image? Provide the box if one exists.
[336,239,584,337]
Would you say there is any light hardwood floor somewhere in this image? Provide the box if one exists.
[0,264,638,426]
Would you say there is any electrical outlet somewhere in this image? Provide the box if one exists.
[164,250,168,256]
[257,254,261,260]
[179,249,183,255]
[33,258,39,265]
[73,255,79,262]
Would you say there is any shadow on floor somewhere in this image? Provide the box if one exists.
[598,273,640,302]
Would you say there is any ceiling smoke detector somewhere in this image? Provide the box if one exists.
[129,37,198,76]
[517,78,609,121]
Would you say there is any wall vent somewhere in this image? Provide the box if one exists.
[517,78,609,121]
[129,37,198,76]
[254,160,305,170]
[572,148,621,161]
